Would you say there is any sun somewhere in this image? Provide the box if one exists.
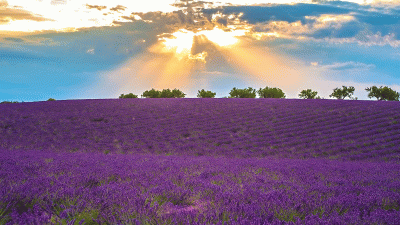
[197,28,247,47]
[157,27,247,62]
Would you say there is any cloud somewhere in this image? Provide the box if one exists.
[316,61,376,71]
[196,1,400,47]
[110,5,127,12]
[0,0,7,7]
[249,10,400,47]
[50,0,67,6]
[0,2,53,25]
[86,48,95,54]
[118,0,249,37]
[203,3,354,24]
[368,0,400,7]
[3,37,24,42]
[321,32,400,47]
[111,1,400,51]
[86,4,107,11]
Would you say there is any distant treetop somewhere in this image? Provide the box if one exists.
[329,86,356,100]
[197,89,216,98]
[258,86,286,99]
[365,86,399,101]
[119,93,138,99]
[229,87,257,98]
[298,89,320,99]
[141,88,186,98]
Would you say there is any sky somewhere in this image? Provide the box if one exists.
[1,0,400,101]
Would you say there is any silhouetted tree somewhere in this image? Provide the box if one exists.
[197,89,216,98]
[229,87,256,98]
[258,86,286,98]
[365,86,399,101]
[329,86,355,100]
[119,93,138,99]
[299,89,319,99]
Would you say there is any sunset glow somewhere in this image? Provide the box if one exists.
[198,28,247,47]
[157,27,248,62]
[2,0,400,101]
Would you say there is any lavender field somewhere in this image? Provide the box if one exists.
[1,98,400,224]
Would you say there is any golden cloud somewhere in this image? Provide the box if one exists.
[86,4,107,11]
[0,2,53,25]
[110,5,127,12]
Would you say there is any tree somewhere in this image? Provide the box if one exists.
[142,88,161,98]
[160,89,175,98]
[329,86,355,100]
[365,86,399,101]
[141,88,186,98]
[258,86,286,98]
[119,93,138,99]
[1,101,19,104]
[197,89,216,98]
[171,88,186,98]
[299,89,319,99]
[47,98,56,101]
[229,87,256,98]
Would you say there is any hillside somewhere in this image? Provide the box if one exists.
[1,98,399,162]
[1,98,400,224]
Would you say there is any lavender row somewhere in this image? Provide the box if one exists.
[1,99,400,162]
[1,149,399,224]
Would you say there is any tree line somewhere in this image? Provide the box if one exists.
[2,85,398,103]
[118,86,400,101]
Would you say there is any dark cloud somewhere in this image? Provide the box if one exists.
[203,4,353,24]
[0,3,53,24]
[86,4,107,11]
[119,0,246,34]
[110,5,127,12]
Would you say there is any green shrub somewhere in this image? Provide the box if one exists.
[258,86,286,98]
[160,89,175,98]
[119,93,138,99]
[229,87,256,98]
[47,98,56,101]
[171,88,186,98]
[0,101,19,104]
[197,89,216,98]
[142,88,186,98]
[142,88,161,98]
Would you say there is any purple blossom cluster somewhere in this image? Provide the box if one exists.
[1,149,399,224]
[0,98,399,224]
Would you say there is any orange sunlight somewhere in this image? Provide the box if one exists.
[158,27,247,62]
[107,27,312,97]
[217,39,309,89]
